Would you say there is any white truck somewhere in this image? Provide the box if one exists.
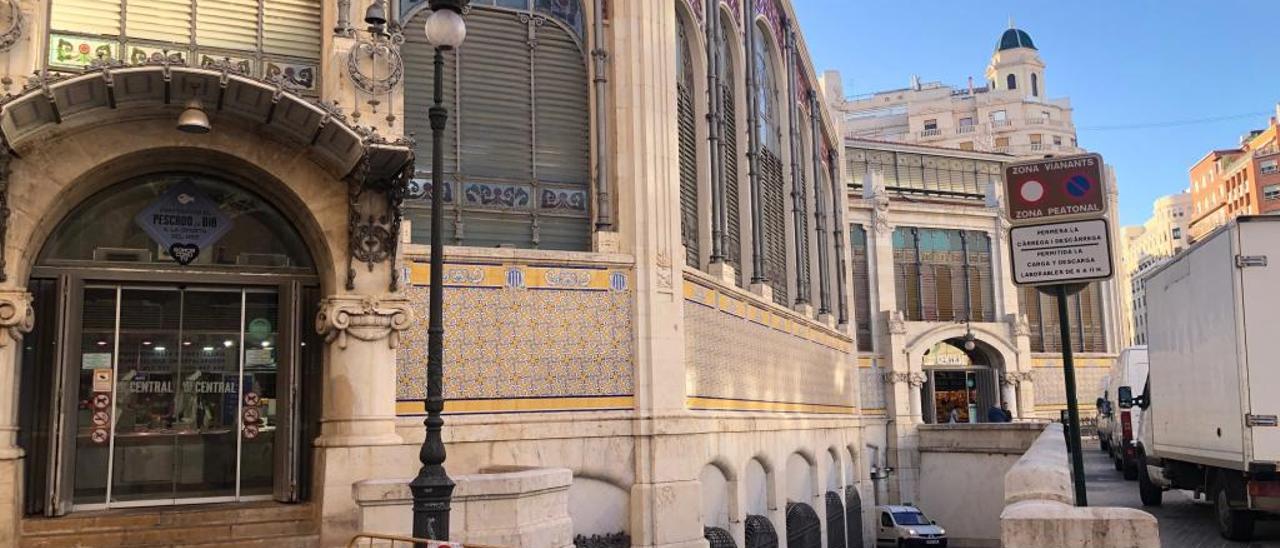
[1131,216,1280,541]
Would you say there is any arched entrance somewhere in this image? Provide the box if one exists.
[920,338,1008,424]
[17,170,323,516]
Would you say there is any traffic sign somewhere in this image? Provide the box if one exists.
[1005,153,1106,224]
[1009,218,1114,286]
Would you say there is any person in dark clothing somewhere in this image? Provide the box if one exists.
[986,405,1006,423]
[1001,402,1014,422]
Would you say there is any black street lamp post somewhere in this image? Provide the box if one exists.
[409,0,468,542]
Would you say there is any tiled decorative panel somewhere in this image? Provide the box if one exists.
[397,263,634,407]
[1033,364,1109,409]
[859,366,885,410]
[684,282,855,413]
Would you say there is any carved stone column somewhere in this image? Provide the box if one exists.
[999,372,1020,419]
[0,290,33,548]
[0,290,33,456]
[906,371,926,424]
[314,294,413,447]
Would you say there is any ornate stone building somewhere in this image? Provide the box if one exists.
[0,0,872,547]
[832,134,1127,506]
[832,26,1083,159]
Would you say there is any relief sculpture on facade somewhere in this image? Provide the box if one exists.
[316,295,415,350]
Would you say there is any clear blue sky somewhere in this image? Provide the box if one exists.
[792,0,1280,226]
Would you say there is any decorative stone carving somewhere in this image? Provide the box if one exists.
[1010,313,1030,337]
[882,371,909,385]
[882,371,926,387]
[999,372,1022,387]
[656,251,673,290]
[0,0,23,53]
[316,295,414,350]
[1017,371,1035,383]
[0,290,32,346]
[907,371,927,388]
[887,310,906,335]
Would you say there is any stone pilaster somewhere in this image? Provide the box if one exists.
[0,289,34,548]
[609,1,699,547]
[313,293,413,546]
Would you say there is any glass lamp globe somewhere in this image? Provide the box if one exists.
[424,9,467,48]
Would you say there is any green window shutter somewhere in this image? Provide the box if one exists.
[197,0,260,52]
[458,10,533,182]
[533,21,590,185]
[126,0,193,45]
[263,0,322,58]
[761,148,788,305]
[50,0,122,36]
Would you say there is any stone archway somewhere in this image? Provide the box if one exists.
[905,324,1022,424]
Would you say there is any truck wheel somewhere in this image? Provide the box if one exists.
[1214,479,1255,541]
[1138,456,1162,507]
[1123,457,1139,481]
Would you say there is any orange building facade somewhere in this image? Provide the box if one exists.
[1188,110,1280,242]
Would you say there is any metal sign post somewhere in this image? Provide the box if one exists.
[1005,153,1112,508]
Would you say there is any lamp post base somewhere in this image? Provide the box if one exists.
[410,474,456,544]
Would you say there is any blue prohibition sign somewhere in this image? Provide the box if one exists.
[1066,175,1092,198]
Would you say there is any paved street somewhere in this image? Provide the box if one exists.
[1084,442,1280,547]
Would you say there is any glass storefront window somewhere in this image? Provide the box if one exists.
[72,286,282,508]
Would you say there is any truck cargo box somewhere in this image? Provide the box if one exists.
[1145,216,1280,470]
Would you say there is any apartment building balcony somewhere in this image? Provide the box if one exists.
[919,128,944,139]
[955,125,976,135]
[990,119,1014,132]
[1029,143,1046,152]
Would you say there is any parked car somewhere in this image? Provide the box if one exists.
[875,504,947,547]
[1105,346,1148,480]
[1095,373,1113,452]
[1136,216,1280,541]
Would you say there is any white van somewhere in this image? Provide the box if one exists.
[1095,373,1113,452]
[1106,346,1149,480]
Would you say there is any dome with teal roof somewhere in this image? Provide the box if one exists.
[996,28,1036,51]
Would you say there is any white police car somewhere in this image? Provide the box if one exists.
[875,504,947,547]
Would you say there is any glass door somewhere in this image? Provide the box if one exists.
[69,284,283,510]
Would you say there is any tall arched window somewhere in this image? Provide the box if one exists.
[754,23,788,305]
[676,8,700,268]
[1031,73,1039,97]
[1006,73,1017,90]
[404,0,591,251]
[719,11,743,285]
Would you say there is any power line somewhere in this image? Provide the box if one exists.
[1078,111,1273,132]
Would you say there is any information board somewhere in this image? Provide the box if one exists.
[1009,218,1114,286]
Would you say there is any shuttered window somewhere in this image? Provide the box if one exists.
[1020,283,1107,353]
[404,4,591,251]
[893,227,995,323]
[676,13,700,269]
[127,0,191,44]
[48,0,321,89]
[719,12,742,285]
[51,0,122,36]
[761,149,788,305]
[197,0,259,52]
[850,224,872,352]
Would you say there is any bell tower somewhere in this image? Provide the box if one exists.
[985,23,1046,99]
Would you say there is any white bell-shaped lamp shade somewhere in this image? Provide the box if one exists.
[423,9,467,48]
[964,339,976,351]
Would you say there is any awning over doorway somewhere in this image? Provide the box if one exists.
[0,62,412,182]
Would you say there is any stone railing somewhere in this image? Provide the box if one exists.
[353,467,575,547]
[1000,424,1159,547]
